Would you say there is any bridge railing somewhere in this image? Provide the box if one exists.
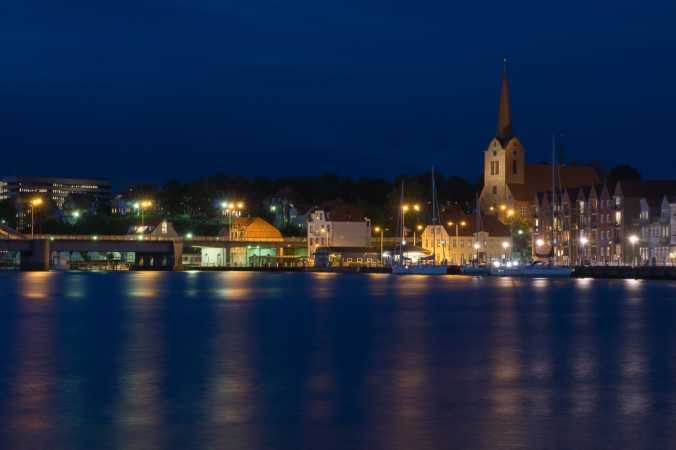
[30,234,308,244]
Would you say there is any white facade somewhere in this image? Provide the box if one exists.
[306,210,371,258]
[638,196,674,265]
[421,225,512,265]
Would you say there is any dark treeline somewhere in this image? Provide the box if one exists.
[148,171,480,227]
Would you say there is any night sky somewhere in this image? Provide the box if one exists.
[1,0,675,186]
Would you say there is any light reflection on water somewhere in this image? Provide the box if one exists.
[1,272,676,449]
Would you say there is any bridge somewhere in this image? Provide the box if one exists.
[0,231,307,271]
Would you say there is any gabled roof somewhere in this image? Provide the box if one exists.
[508,164,600,201]
[231,217,283,241]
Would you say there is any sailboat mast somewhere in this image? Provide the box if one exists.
[551,134,556,261]
[431,168,437,261]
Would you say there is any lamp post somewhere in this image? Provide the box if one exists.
[473,242,481,265]
[221,200,245,229]
[374,226,385,264]
[414,224,423,246]
[447,220,466,264]
[30,198,43,239]
[502,241,510,261]
[134,200,152,227]
[629,234,639,267]
[579,236,589,266]
[400,203,420,246]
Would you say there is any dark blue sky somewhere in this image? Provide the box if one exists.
[1,0,675,185]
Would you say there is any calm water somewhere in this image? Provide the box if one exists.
[1,272,676,449]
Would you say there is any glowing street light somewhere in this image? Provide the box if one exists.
[413,224,423,246]
[221,200,245,228]
[447,220,467,259]
[629,234,639,266]
[535,238,545,247]
[502,240,510,260]
[134,200,153,227]
[400,203,420,245]
[578,236,589,266]
[186,232,193,239]
[30,197,43,239]
[374,226,385,262]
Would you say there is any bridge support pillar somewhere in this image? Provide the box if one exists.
[21,239,50,271]
[172,241,183,271]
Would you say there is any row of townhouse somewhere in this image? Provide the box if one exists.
[532,180,676,266]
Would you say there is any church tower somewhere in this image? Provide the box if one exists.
[479,63,525,213]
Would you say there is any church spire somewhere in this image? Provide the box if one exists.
[496,59,513,144]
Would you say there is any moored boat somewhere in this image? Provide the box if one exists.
[460,264,491,276]
[392,263,447,275]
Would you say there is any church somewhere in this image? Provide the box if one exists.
[478,66,600,218]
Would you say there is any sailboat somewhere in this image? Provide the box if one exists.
[392,169,447,275]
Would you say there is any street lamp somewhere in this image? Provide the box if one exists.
[374,226,385,263]
[221,200,245,227]
[400,203,420,245]
[414,224,423,246]
[134,200,152,227]
[629,234,639,267]
[30,198,43,239]
[536,238,544,247]
[473,242,481,264]
[579,236,589,266]
[447,220,467,264]
[502,241,510,260]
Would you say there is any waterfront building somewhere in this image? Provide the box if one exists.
[3,176,111,208]
[420,213,512,265]
[313,246,381,268]
[3,176,112,232]
[478,66,600,218]
[223,217,283,266]
[533,180,676,265]
[306,207,371,260]
[0,180,7,201]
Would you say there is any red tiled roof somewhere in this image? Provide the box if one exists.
[508,164,600,201]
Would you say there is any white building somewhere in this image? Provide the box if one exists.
[307,209,371,260]
[420,214,512,265]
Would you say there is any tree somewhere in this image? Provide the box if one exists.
[0,200,17,228]
[607,165,641,184]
